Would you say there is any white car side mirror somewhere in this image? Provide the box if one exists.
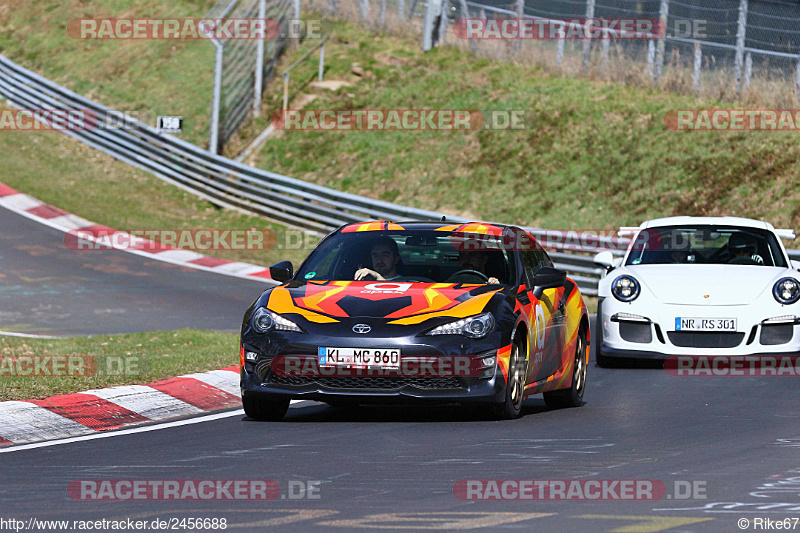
[594,251,615,270]
[791,260,800,271]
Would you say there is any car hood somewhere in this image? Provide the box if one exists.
[265,280,503,324]
[627,264,790,305]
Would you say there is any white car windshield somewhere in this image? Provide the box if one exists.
[625,225,787,267]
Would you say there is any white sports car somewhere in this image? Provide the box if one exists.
[593,216,800,366]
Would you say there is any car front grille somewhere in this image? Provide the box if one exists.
[667,331,745,348]
[267,374,464,390]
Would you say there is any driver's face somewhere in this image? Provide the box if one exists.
[458,251,488,272]
[371,244,399,277]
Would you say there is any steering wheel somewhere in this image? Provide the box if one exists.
[447,269,490,283]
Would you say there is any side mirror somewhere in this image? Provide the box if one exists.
[791,260,800,271]
[594,251,615,271]
[534,267,566,289]
[269,261,293,283]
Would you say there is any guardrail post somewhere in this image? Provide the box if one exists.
[379,0,386,26]
[646,40,655,80]
[601,32,609,73]
[422,0,439,50]
[734,0,748,92]
[209,42,223,154]
[294,0,301,20]
[556,38,564,66]
[582,0,595,72]
[692,41,701,90]
[438,0,449,45]
[654,0,669,83]
[458,0,475,54]
[512,0,523,57]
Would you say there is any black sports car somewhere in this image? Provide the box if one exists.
[239,221,590,420]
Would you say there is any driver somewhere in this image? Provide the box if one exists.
[457,250,500,284]
[354,237,402,281]
[727,232,764,264]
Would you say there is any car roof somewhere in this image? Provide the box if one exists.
[638,216,774,231]
[339,220,521,234]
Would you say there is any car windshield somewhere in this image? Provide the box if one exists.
[624,225,787,267]
[295,230,516,284]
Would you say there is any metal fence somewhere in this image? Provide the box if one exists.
[206,0,293,154]
[2,53,799,297]
[325,0,800,97]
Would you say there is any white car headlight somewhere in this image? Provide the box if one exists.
[611,275,640,302]
[427,312,495,339]
[252,307,302,333]
[773,277,800,305]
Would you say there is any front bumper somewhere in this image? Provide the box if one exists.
[598,298,800,359]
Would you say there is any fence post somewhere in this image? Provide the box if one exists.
[458,0,475,54]
[327,0,337,14]
[294,0,301,20]
[359,0,369,19]
[423,0,442,50]
[398,0,404,20]
[692,41,701,90]
[654,0,669,83]
[796,59,800,100]
[407,0,417,20]
[556,38,564,66]
[439,0,449,45]
[646,40,655,80]
[734,0,748,92]
[380,0,386,26]
[512,0,523,57]
[582,0,595,71]
[209,42,223,154]
[253,0,266,118]
[743,51,752,91]
[601,33,609,73]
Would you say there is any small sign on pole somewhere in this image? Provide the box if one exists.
[157,116,184,134]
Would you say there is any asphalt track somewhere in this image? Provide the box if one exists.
[3,205,800,532]
[0,207,269,335]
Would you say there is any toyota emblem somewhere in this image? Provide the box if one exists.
[352,324,371,334]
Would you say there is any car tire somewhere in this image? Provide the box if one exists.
[242,396,290,421]
[491,339,525,420]
[543,327,587,409]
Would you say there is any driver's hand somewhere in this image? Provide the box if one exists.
[355,268,384,281]
[752,254,764,265]
[488,276,499,284]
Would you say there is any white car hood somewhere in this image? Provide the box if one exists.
[626,264,791,305]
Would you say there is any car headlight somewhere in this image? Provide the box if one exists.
[252,307,302,333]
[773,277,800,305]
[611,275,640,302]
[427,312,495,339]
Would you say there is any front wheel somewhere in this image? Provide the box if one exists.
[491,339,526,420]
[543,327,587,409]
[242,396,290,421]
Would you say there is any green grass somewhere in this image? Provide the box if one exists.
[0,330,238,400]
[0,0,216,147]
[236,18,800,231]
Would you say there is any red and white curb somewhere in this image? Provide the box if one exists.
[0,366,242,446]
[0,182,276,283]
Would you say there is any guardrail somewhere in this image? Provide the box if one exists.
[1,52,798,298]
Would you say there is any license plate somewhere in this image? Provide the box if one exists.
[318,347,400,368]
[674,317,737,331]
